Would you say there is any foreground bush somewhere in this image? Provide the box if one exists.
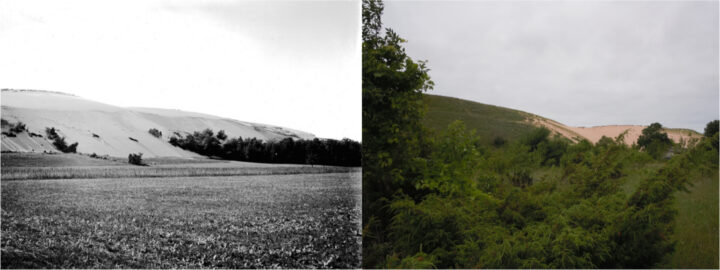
[128,153,144,166]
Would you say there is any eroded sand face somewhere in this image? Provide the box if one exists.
[528,116,702,145]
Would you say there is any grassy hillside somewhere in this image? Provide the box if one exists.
[422,94,539,143]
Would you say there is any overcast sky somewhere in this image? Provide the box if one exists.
[383,1,718,132]
[0,0,360,141]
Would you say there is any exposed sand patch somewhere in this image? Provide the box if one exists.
[527,115,701,145]
[1,90,316,157]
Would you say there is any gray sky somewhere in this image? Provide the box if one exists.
[0,0,360,141]
[383,1,718,132]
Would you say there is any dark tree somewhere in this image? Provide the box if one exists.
[362,0,434,267]
[128,153,144,165]
[704,120,719,137]
[637,123,673,159]
[216,130,227,140]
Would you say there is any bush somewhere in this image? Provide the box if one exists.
[637,123,673,159]
[128,153,144,165]
[45,127,78,153]
[704,120,718,137]
[65,142,78,153]
[9,122,26,133]
[493,136,507,147]
[148,128,162,138]
[45,127,59,140]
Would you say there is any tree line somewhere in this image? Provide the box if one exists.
[168,129,361,167]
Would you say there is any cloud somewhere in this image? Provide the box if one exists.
[0,0,361,140]
[383,1,718,131]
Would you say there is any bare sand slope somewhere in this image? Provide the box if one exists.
[529,116,703,145]
[1,90,315,157]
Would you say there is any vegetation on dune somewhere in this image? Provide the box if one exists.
[45,127,78,153]
[169,129,361,167]
[148,128,162,138]
[422,94,540,145]
[1,120,28,137]
[1,172,361,268]
[361,0,718,268]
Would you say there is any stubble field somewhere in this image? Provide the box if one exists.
[1,154,361,268]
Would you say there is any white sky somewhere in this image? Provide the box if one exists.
[0,0,361,141]
[383,1,719,132]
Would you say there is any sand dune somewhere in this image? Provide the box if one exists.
[1,89,315,157]
[529,116,702,145]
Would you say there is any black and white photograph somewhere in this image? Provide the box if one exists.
[0,0,361,268]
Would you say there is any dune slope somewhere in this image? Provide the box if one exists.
[423,94,703,144]
[1,89,315,157]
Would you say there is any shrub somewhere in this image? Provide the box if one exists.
[45,127,78,153]
[704,120,719,137]
[129,137,138,142]
[9,122,26,133]
[45,127,59,140]
[508,170,533,188]
[128,153,144,165]
[2,132,16,137]
[65,142,78,153]
[148,128,162,138]
[493,136,507,147]
[637,123,673,159]
[92,133,100,138]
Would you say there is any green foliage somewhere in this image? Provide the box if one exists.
[492,136,507,147]
[422,94,541,145]
[704,119,719,137]
[362,0,434,267]
[637,123,673,159]
[361,1,714,268]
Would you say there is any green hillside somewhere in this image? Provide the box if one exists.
[422,94,539,143]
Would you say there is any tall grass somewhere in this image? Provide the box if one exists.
[660,170,719,268]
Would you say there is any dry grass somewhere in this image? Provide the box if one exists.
[1,165,358,181]
[1,172,361,268]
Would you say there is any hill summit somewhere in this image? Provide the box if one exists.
[422,94,702,145]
